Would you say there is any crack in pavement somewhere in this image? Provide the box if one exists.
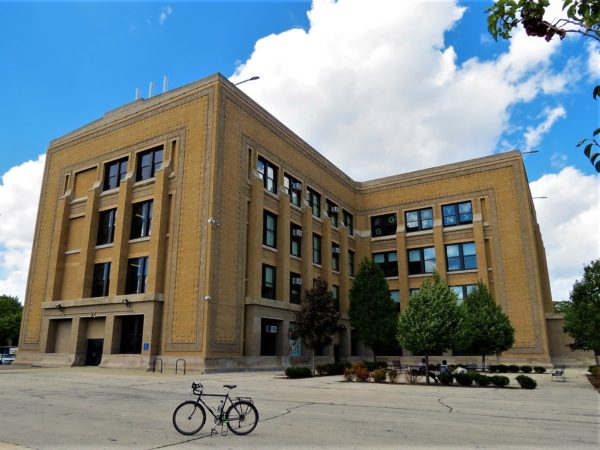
[438,397,453,413]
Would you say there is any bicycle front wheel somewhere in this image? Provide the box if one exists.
[172,401,206,435]
[225,400,259,435]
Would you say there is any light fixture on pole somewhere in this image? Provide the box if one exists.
[235,76,260,86]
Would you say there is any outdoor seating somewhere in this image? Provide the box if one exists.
[551,365,566,382]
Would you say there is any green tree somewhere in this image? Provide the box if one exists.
[486,0,600,172]
[290,278,340,373]
[457,282,515,369]
[397,272,461,383]
[349,258,398,363]
[563,259,600,365]
[0,295,22,347]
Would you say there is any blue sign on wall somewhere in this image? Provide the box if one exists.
[143,343,149,351]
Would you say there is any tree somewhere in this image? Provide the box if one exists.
[348,258,398,363]
[397,272,461,383]
[456,282,515,369]
[289,278,340,373]
[563,259,600,365]
[0,295,22,347]
[486,0,600,172]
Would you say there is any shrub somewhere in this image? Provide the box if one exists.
[491,375,510,387]
[405,369,420,384]
[508,364,520,373]
[439,372,453,385]
[516,375,537,389]
[520,365,532,373]
[285,366,312,379]
[372,368,387,383]
[588,366,600,381]
[534,366,546,374]
[323,361,351,375]
[387,369,399,383]
[343,368,355,382]
[473,373,492,387]
[455,372,474,386]
[315,364,327,376]
[361,360,387,372]
[489,365,499,373]
[355,366,370,382]
[497,364,509,373]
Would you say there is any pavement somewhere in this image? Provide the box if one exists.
[0,364,598,449]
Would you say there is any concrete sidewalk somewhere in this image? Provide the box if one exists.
[0,365,598,449]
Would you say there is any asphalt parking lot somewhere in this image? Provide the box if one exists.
[0,364,598,449]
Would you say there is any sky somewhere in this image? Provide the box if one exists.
[0,0,598,304]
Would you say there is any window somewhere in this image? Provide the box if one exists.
[283,174,301,207]
[257,156,278,194]
[103,157,128,191]
[126,256,148,294]
[408,247,436,275]
[97,209,117,245]
[390,290,400,312]
[290,223,302,257]
[442,201,472,227]
[332,285,340,312]
[326,200,339,227]
[262,264,276,299]
[263,211,277,248]
[405,207,433,233]
[332,243,340,271]
[91,262,111,297]
[131,200,153,239]
[119,315,143,354]
[136,146,163,182]
[446,242,477,271]
[371,213,397,237]
[312,234,321,265]
[343,210,354,236]
[307,188,321,218]
[348,250,355,276]
[373,251,398,277]
[290,272,302,304]
[450,284,478,304]
[409,288,420,297]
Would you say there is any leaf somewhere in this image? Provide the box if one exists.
[590,152,600,164]
[584,143,594,158]
[594,85,600,100]
[594,128,600,137]
[577,138,588,147]
[595,160,600,173]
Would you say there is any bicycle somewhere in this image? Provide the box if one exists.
[172,382,259,436]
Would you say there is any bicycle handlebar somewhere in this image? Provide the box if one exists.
[191,382,203,394]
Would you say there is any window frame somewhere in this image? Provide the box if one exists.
[290,223,302,257]
[307,187,321,218]
[97,208,117,246]
[332,243,340,271]
[312,233,322,265]
[263,210,278,248]
[130,200,153,240]
[390,290,400,312]
[125,256,149,294]
[135,146,163,182]
[91,262,111,297]
[450,284,478,304]
[343,210,354,236]
[407,247,436,275]
[373,251,399,278]
[326,199,339,227]
[405,207,434,233]
[261,264,276,300]
[103,157,128,191]
[290,272,302,304]
[348,250,355,276]
[442,201,473,227]
[445,242,477,271]
[257,156,278,194]
[332,285,340,312]
[283,173,302,207]
[371,213,397,237]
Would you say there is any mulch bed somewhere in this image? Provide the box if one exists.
[586,374,600,393]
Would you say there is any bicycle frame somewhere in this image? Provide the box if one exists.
[192,391,234,423]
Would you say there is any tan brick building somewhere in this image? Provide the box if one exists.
[18,73,577,371]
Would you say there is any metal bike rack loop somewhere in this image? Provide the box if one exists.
[175,359,186,375]
[152,358,163,373]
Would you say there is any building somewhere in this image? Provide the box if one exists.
[17,73,585,371]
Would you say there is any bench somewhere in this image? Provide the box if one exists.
[551,365,566,382]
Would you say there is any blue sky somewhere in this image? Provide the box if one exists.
[0,0,598,302]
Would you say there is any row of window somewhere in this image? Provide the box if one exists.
[371,201,473,237]
[91,257,149,298]
[263,210,355,274]
[374,242,477,278]
[103,146,164,191]
[257,156,354,234]
[97,200,153,245]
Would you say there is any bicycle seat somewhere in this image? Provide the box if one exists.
[223,384,237,390]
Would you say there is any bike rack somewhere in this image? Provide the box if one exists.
[152,358,163,373]
[175,358,186,374]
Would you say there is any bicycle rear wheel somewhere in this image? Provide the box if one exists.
[225,400,259,435]
[172,401,206,435]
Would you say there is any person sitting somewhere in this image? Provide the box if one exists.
[418,358,439,383]
[440,359,449,374]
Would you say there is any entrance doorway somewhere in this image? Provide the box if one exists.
[260,318,280,356]
[85,339,103,366]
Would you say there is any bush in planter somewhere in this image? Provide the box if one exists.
[355,366,370,382]
[497,364,509,373]
[508,364,520,373]
[520,365,533,373]
[473,373,491,387]
[588,366,600,381]
[285,366,312,379]
[516,375,537,389]
[387,369,399,383]
[439,372,453,385]
[324,361,351,375]
[362,360,388,372]
[491,375,510,387]
[534,366,546,374]
[489,365,499,373]
[315,364,327,376]
[372,368,387,383]
[343,368,355,382]
[455,372,474,386]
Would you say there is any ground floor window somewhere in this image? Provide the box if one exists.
[119,315,144,354]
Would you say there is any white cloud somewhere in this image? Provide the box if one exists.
[231,0,570,179]
[159,6,172,25]
[524,106,566,149]
[587,42,600,78]
[530,167,600,301]
[550,152,568,169]
[0,155,45,302]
